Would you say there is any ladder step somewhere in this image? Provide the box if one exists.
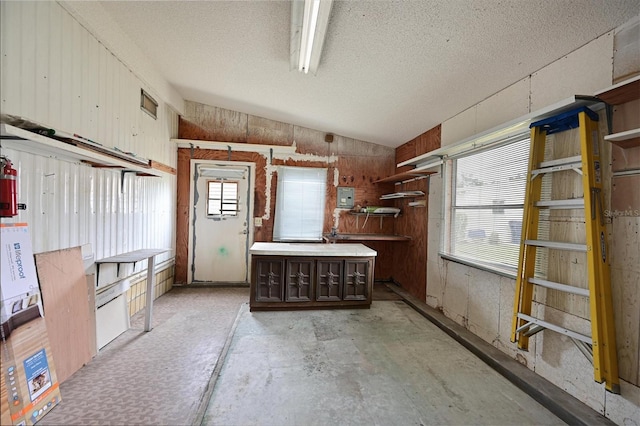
[528,277,590,297]
[524,240,587,251]
[531,155,582,176]
[535,199,584,209]
[516,313,592,344]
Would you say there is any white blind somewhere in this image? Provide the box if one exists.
[447,137,530,272]
[273,166,327,241]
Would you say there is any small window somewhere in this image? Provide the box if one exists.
[140,89,158,119]
[207,180,238,216]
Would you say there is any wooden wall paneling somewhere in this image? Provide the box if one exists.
[363,241,394,280]
[416,124,442,156]
[291,126,329,155]
[35,246,93,383]
[247,116,294,146]
[612,174,640,211]
[612,144,640,172]
[395,137,416,164]
[181,102,248,142]
[610,217,640,384]
[175,149,192,283]
[395,137,417,173]
[391,178,428,301]
[611,99,640,150]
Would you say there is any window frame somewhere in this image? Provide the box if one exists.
[206,179,239,217]
[441,134,531,277]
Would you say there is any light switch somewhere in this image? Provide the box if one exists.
[254,217,263,227]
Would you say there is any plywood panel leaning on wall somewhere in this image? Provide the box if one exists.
[35,247,94,383]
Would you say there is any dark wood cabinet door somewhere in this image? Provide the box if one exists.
[344,260,369,300]
[255,259,284,301]
[316,260,343,301]
[286,259,314,302]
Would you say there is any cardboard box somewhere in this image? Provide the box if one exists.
[1,223,62,425]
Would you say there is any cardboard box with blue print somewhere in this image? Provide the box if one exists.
[1,223,62,426]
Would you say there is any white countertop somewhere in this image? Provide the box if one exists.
[250,242,377,257]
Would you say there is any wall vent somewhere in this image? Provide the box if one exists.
[140,89,158,119]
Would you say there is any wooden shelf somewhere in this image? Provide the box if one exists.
[595,75,640,105]
[349,212,398,217]
[323,233,411,242]
[1,124,169,177]
[596,76,640,151]
[380,190,425,200]
[374,170,435,183]
[604,128,640,148]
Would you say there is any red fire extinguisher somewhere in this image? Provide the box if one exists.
[1,156,18,217]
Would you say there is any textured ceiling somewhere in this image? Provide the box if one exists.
[96,1,639,148]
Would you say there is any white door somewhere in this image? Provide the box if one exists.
[191,163,251,283]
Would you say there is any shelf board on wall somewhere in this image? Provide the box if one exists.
[604,128,640,148]
[380,191,425,200]
[1,124,168,177]
[594,75,640,105]
[323,233,411,242]
[374,170,435,183]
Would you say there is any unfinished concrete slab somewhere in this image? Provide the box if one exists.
[203,301,565,425]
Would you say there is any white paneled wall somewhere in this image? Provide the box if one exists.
[0,1,177,167]
[2,147,175,263]
[1,1,178,263]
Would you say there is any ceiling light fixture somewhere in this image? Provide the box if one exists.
[290,0,333,75]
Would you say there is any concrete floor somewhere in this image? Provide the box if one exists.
[203,301,564,425]
[38,286,249,426]
[35,284,606,425]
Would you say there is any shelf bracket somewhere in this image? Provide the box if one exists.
[120,170,136,193]
[605,104,613,136]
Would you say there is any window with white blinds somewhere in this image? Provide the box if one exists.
[273,166,327,241]
[445,136,530,274]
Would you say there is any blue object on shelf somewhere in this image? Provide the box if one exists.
[530,106,599,135]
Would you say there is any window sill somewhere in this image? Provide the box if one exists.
[438,253,517,280]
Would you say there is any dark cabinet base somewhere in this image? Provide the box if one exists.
[251,255,375,311]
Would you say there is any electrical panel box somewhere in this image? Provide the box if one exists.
[337,187,354,208]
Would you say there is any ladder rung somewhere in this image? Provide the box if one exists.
[528,277,590,297]
[524,240,587,252]
[539,155,582,168]
[535,199,584,209]
[531,156,582,176]
[516,313,592,344]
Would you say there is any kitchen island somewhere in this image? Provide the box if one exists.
[249,242,377,311]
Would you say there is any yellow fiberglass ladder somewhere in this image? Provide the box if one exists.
[511,106,620,394]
